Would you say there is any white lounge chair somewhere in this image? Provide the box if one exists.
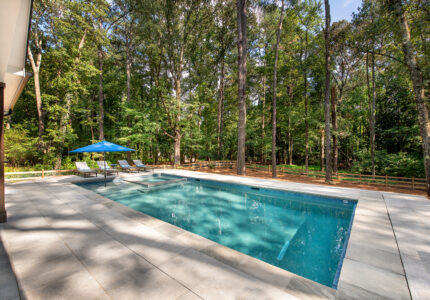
[96,161,118,176]
[75,162,97,177]
[118,160,139,172]
[133,160,154,172]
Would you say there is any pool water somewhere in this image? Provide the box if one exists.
[78,175,356,288]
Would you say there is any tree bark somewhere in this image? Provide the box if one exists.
[324,0,333,183]
[174,75,182,165]
[392,0,430,195]
[218,56,225,159]
[366,52,375,178]
[261,75,266,164]
[320,128,325,171]
[237,0,247,175]
[126,33,132,162]
[27,41,44,140]
[331,86,338,174]
[271,0,285,178]
[98,45,104,141]
[287,85,293,165]
[371,52,376,177]
[302,28,309,175]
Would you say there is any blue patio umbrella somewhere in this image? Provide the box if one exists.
[70,141,135,185]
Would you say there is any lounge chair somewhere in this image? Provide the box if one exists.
[133,160,154,172]
[118,160,139,172]
[75,162,97,177]
[96,161,119,176]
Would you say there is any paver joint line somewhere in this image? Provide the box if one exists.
[382,193,413,300]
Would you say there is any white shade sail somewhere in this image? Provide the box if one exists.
[0,0,32,115]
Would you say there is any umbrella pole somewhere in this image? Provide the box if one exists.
[104,151,106,187]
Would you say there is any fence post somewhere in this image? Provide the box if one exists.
[385,175,388,187]
[282,165,284,173]
[412,177,415,190]
[42,169,44,178]
[359,174,362,184]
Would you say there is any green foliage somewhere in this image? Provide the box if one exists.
[6,0,428,181]
[351,150,425,178]
[5,125,38,167]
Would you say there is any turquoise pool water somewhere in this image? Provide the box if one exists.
[78,175,356,288]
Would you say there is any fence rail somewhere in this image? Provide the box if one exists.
[6,170,74,181]
[245,164,426,191]
[5,162,426,191]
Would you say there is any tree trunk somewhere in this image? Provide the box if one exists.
[261,75,266,164]
[303,29,309,174]
[126,44,132,162]
[331,86,338,174]
[174,76,182,165]
[371,52,376,177]
[320,128,325,171]
[366,52,375,177]
[304,71,309,174]
[174,131,181,166]
[27,45,44,139]
[288,85,293,165]
[98,46,104,141]
[237,0,247,175]
[271,0,285,178]
[392,0,430,195]
[324,0,332,183]
[218,56,225,159]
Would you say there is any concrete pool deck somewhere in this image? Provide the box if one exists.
[0,169,428,299]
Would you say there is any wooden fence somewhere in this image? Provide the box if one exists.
[246,164,426,191]
[5,170,74,182]
[5,162,426,191]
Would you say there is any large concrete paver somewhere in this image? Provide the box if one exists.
[2,171,429,299]
[0,239,20,300]
[383,193,430,300]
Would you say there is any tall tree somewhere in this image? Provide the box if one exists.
[27,3,46,142]
[237,0,247,175]
[272,0,285,178]
[324,0,332,183]
[390,0,430,195]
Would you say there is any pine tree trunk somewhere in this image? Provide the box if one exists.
[271,0,285,178]
[304,29,309,175]
[174,131,181,166]
[126,46,132,162]
[261,75,266,164]
[98,46,104,141]
[371,52,376,177]
[324,0,332,183]
[288,85,293,165]
[392,0,430,195]
[174,76,182,165]
[304,72,309,174]
[27,45,44,140]
[218,57,225,159]
[237,0,247,175]
[331,86,338,174]
[366,52,375,177]
[320,128,325,171]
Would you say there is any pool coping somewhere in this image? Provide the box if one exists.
[65,169,412,299]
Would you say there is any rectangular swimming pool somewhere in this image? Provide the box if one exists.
[78,174,356,288]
